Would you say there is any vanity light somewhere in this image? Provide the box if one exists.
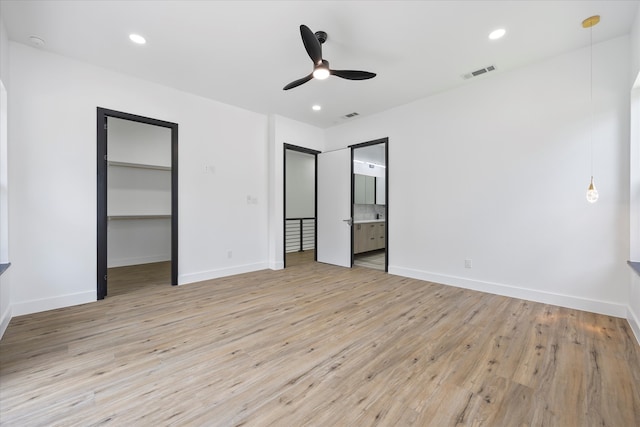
[488,28,506,40]
[354,160,386,169]
[129,34,147,45]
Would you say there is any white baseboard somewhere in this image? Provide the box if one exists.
[0,304,11,340]
[108,255,171,268]
[628,306,640,346]
[270,261,284,270]
[11,291,96,317]
[389,266,628,318]
[179,262,269,285]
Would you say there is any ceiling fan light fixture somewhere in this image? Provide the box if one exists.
[313,63,330,80]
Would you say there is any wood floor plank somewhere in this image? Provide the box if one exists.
[1,261,639,426]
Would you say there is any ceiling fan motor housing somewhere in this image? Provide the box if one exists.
[315,31,327,44]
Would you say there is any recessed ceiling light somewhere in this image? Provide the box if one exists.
[312,105,322,111]
[489,28,506,40]
[129,34,146,45]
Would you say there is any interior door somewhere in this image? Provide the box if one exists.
[317,148,352,267]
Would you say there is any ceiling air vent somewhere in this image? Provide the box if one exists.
[462,65,496,80]
[343,112,359,119]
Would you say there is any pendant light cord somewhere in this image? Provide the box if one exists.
[590,24,594,178]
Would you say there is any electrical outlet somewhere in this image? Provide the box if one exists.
[465,259,472,268]
[227,250,232,259]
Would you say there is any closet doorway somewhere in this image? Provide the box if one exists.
[97,108,178,300]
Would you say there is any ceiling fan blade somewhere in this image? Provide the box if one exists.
[283,74,313,90]
[330,69,377,80]
[300,24,322,65]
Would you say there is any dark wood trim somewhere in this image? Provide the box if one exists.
[96,107,178,300]
[349,137,388,150]
[97,109,108,299]
[384,140,389,273]
[384,138,389,273]
[171,122,179,286]
[283,144,321,267]
[350,137,389,273]
[284,143,320,156]
[283,145,286,268]
[350,147,355,268]
[314,154,318,262]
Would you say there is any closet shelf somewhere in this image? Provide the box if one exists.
[108,160,171,171]
[628,261,640,277]
[0,262,10,277]
[108,214,171,220]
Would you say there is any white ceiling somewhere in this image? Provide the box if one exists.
[1,1,638,129]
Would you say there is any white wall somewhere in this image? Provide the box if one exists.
[285,150,315,219]
[326,36,631,318]
[107,117,172,166]
[631,5,640,90]
[0,15,11,338]
[628,6,640,343]
[631,80,640,338]
[268,114,324,269]
[9,42,269,315]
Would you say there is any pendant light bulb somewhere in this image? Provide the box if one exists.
[586,176,599,203]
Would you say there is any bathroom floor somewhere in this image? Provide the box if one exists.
[354,249,385,271]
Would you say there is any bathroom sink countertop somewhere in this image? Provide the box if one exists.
[354,219,386,224]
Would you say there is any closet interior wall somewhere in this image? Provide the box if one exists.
[107,117,172,268]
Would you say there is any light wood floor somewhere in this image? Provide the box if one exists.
[1,262,639,426]
[285,250,316,268]
[107,261,171,297]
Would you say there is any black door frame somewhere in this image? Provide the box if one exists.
[349,137,389,272]
[97,107,179,300]
[283,143,321,268]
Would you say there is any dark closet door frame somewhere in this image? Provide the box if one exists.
[96,107,179,300]
[349,137,389,272]
[283,143,321,268]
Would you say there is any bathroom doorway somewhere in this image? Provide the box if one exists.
[351,139,388,272]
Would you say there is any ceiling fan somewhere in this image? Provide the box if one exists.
[283,25,376,90]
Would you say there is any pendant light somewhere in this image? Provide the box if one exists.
[583,15,600,203]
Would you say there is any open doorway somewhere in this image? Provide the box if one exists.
[351,139,388,272]
[97,108,178,299]
[283,144,319,268]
